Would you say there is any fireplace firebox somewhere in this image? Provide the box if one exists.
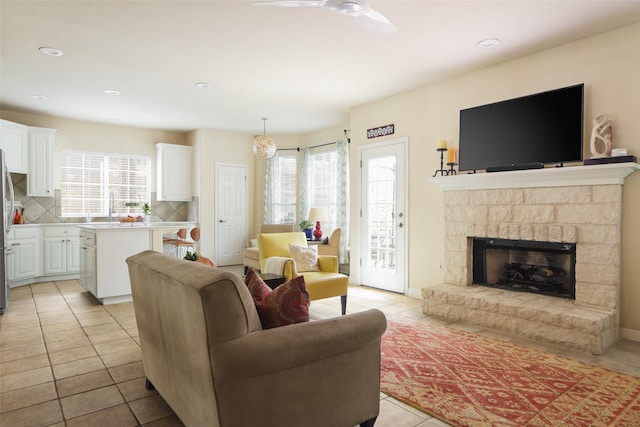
[472,238,576,299]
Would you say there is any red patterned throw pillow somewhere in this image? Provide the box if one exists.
[244,269,310,329]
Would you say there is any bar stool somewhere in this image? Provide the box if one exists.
[164,227,200,259]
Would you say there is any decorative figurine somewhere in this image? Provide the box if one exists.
[590,114,613,158]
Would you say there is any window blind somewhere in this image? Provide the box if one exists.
[61,150,150,217]
[310,150,337,232]
[274,154,297,224]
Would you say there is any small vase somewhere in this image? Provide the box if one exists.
[304,229,313,239]
[313,221,323,240]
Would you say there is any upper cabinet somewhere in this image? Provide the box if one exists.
[28,127,56,197]
[0,119,29,173]
[0,119,56,196]
[156,143,192,201]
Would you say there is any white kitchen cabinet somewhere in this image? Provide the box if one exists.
[0,119,29,173]
[42,226,80,275]
[7,226,39,284]
[28,127,56,197]
[79,230,97,296]
[79,226,151,304]
[156,143,192,201]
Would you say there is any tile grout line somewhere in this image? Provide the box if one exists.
[55,280,144,426]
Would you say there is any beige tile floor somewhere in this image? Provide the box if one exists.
[1,266,639,427]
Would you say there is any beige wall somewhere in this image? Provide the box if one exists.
[191,129,257,259]
[348,22,640,333]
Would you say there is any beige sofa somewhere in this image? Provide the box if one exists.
[316,228,341,257]
[126,250,386,427]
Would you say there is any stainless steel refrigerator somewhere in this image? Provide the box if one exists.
[0,149,15,314]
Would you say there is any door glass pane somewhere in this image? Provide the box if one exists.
[367,155,396,272]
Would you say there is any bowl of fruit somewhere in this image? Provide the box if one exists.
[119,215,146,225]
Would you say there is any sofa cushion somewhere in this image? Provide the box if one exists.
[244,269,310,329]
[289,243,320,272]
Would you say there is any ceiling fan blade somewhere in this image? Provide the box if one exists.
[252,1,326,8]
[354,9,398,34]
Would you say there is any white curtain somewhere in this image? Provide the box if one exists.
[297,147,312,227]
[336,139,350,264]
[263,152,279,224]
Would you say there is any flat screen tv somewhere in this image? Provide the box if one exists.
[458,84,584,172]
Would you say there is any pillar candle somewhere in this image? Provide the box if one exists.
[437,140,447,149]
[447,147,457,164]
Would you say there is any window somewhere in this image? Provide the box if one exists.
[273,154,297,224]
[60,150,150,217]
[310,149,337,232]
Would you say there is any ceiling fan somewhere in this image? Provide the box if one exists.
[253,0,398,34]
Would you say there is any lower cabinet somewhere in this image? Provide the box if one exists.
[79,227,151,304]
[42,226,80,275]
[7,226,39,284]
[80,242,97,296]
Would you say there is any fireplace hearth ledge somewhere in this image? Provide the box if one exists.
[422,283,616,355]
[431,162,639,191]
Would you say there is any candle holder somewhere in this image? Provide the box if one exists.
[446,162,457,175]
[433,148,447,177]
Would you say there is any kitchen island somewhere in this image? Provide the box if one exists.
[78,222,197,304]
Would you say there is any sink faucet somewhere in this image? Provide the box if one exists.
[109,192,114,223]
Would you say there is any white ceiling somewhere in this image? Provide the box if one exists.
[2,1,640,135]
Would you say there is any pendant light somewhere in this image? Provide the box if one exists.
[253,117,277,159]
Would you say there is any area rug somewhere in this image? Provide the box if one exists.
[380,319,640,426]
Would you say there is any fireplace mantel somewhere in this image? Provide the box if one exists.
[431,162,639,191]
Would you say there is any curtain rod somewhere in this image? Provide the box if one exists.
[277,141,337,152]
[276,129,350,152]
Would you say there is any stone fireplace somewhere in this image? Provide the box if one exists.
[423,163,639,354]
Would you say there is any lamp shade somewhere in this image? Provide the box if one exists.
[253,135,277,159]
[308,207,328,222]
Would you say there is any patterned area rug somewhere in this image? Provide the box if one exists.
[381,320,640,426]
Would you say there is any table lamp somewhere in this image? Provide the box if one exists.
[308,207,328,240]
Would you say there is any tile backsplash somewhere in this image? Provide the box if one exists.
[10,173,198,224]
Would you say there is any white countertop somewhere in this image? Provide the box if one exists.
[77,221,197,231]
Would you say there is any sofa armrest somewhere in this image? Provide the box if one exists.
[249,238,258,248]
[213,309,386,379]
[317,255,339,273]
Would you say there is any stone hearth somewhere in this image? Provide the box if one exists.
[424,164,639,354]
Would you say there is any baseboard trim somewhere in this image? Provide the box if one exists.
[620,328,640,343]
[406,288,422,299]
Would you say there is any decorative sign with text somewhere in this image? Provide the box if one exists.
[367,124,395,139]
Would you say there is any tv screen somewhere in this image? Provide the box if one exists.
[458,84,584,172]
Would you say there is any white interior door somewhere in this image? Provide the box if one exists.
[215,163,247,266]
[360,139,407,293]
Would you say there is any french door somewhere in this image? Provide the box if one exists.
[360,138,407,293]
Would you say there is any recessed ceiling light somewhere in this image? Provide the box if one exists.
[104,89,121,96]
[39,47,64,56]
[194,82,210,88]
[30,95,48,100]
[478,38,500,48]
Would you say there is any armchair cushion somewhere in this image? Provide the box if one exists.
[288,243,320,272]
[244,269,310,329]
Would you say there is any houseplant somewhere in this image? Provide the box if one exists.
[299,220,313,239]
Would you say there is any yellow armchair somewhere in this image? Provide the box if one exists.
[258,232,349,315]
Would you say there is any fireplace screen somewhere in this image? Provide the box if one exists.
[472,238,576,299]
